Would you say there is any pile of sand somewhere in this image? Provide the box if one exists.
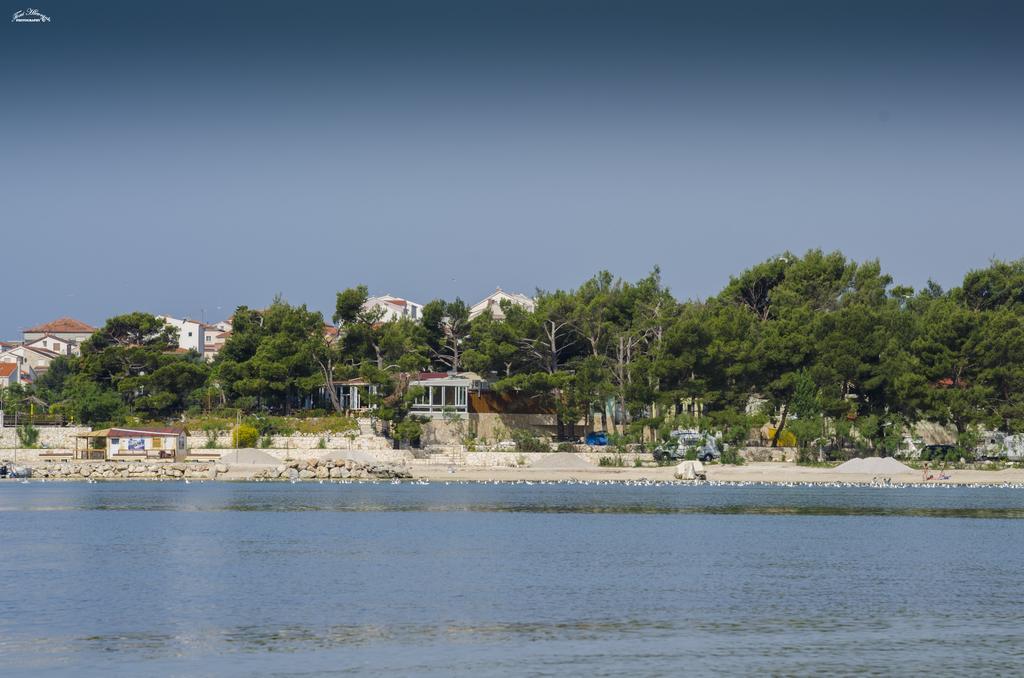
[529,453,596,470]
[219,449,280,466]
[319,449,380,465]
[835,457,914,475]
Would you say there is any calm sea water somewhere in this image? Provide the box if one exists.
[2,482,1024,677]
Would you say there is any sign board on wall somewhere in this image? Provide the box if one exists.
[127,438,145,451]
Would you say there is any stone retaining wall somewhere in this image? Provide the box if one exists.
[187,433,392,451]
[0,426,90,450]
[739,446,797,462]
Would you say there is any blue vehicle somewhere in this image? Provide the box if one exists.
[585,432,608,446]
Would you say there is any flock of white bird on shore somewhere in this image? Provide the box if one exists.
[11,477,1024,489]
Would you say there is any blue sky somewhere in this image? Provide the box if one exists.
[2,0,1022,336]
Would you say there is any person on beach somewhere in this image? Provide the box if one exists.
[922,462,933,482]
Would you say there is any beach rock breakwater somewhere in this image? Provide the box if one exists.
[27,461,223,480]
[251,458,411,481]
[19,458,410,481]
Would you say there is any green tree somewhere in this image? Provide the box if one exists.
[421,298,471,372]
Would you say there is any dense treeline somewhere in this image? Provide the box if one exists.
[6,250,1024,452]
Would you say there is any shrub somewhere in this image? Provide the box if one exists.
[394,419,423,445]
[719,448,744,465]
[203,435,219,449]
[317,436,327,449]
[598,455,626,467]
[259,435,273,449]
[556,442,576,453]
[511,429,549,453]
[295,416,358,435]
[232,423,259,448]
[684,447,698,461]
[16,423,40,448]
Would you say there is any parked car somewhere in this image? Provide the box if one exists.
[653,430,721,463]
[585,432,608,446]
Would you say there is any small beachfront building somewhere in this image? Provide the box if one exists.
[410,373,472,418]
[332,378,377,411]
[97,427,189,461]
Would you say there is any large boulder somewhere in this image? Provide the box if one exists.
[674,460,706,480]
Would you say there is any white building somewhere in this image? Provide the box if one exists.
[103,427,188,461]
[156,315,206,355]
[468,288,536,320]
[203,330,231,362]
[364,295,424,322]
[24,334,76,356]
[0,345,57,381]
[409,372,472,418]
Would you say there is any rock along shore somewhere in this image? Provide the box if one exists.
[16,458,410,481]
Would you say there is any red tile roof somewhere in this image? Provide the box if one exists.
[107,427,186,437]
[25,317,96,333]
[0,363,17,378]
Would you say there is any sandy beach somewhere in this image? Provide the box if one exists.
[409,461,1024,485]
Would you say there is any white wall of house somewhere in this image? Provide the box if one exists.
[0,347,47,382]
[23,331,92,350]
[468,289,536,320]
[25,335,74,355]
[157,315,206,355]
[364,295,424,322]
[108,433,187,459]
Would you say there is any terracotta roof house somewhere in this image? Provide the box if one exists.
[23,317,96,351]
[0,345,58,381]
[0,362,17,388]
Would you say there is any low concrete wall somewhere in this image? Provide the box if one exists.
[450,450,648,467]
[213,447,414,465]
[187,432,393,451]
